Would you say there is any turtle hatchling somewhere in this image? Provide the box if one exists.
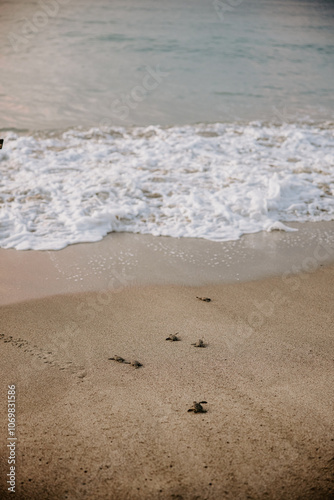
[191,339,206,348]
[130,360,143,368]
[166,333,180,341]
[108,355,129,363]
[187,401,208,413]
[196,296,211,302]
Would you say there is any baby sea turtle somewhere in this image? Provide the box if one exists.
[166,333,180,341]
[130,360,143,368]
[196,296,211,302]
[191,339,206,348]
[108,355,129,363]
[187,401,208,413]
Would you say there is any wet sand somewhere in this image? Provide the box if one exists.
[1,220,334,306]
[1,259,334,499]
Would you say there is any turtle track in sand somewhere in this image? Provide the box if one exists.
[0,333,86,379]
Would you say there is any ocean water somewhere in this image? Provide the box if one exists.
[0,0,334,250]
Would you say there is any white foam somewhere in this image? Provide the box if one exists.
[0,122,333,250]
[266,221,298,232]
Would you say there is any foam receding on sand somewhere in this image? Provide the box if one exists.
[1,266,334,499]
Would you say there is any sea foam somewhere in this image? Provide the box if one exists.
[0,122,333,250]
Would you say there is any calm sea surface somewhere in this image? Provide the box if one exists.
[1,0,334,129]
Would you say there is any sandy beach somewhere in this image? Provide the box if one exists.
[1,227,334,499]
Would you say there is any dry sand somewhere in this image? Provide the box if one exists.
[1,263,334,499]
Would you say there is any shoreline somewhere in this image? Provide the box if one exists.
[1,220,334,306]
[1,267,334,499]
